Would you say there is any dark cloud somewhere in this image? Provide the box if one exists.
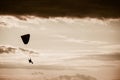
[0,0,119,18]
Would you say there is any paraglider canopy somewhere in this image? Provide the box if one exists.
[21,34,30,44]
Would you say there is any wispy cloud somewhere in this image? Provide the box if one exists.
[0,45,38,54]
[99,44,120,49]
[54,34,109,45]
[87,52,120,61]
[66,52,120,61]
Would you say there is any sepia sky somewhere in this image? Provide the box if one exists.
[0,17,120,80]
[0,0,120,80]
[0,0,119,64]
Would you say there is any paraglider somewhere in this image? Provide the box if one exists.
[21,34,33,64]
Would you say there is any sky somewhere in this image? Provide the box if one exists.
[0,0,120,80]
[0,16,120,66]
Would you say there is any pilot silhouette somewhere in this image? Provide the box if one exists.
[28,58,33,64]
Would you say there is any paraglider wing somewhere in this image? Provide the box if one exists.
[21,34,30,44]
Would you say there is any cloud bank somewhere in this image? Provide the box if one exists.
[0,0,119,18]
[0,74,97,80]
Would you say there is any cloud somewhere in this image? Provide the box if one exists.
[0,73,97,80]
[0,22,7,26]
[100,44,120,49]
[84,52,120,61]
[54,34,109,45]
[0,61,74,70]
[47,74,97,80]
[0,16,28,28]
[0,15,120,29]
[65,38,108,45]
[19,48,38,54]
[64,52,120,62]
[98,44,120,52]
[0,0,119,18]
[0,45,38,54]
[0,46,16,54]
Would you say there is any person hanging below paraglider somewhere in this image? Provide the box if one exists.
[28,58,33,64]
[21,34,34,64]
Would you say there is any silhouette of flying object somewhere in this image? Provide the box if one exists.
[21,34,30,44]
[21,34,33,64]
[29,58,33,64]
